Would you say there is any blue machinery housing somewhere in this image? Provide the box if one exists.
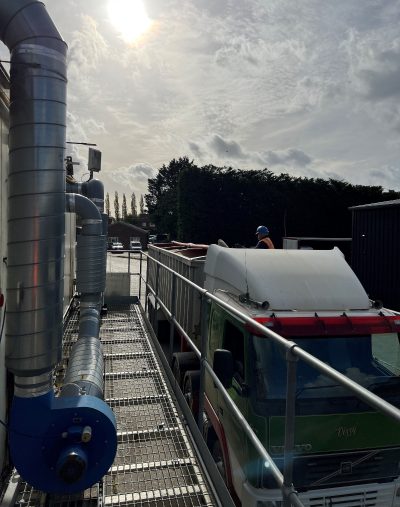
[1,0,116,493]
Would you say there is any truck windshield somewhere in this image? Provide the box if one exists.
[251,333,400,415]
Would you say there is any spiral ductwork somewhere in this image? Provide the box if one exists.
[76,236,106,293]
[61,336,104,399]
[65,193,105,398]
[1,0,67,386]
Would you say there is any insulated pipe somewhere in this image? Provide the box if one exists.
[1,0,67,393]
[67,178,107,311]
[64,193,105,398]
[67,179,104,212]
[66,192,102,236]
[2,2,117,492]
[84,178,105,212]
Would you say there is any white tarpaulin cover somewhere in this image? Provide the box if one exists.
[204,245,370,311]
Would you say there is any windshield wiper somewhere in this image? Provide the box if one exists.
[367,377,400,395]
[295,384,341,399]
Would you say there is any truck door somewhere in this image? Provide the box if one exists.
[217,318,249,470]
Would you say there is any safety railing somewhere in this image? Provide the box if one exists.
[130,249,400,507]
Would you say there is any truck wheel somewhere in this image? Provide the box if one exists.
[183,371,200,418]
[172,352,199,387]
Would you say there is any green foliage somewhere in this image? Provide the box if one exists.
[105,192,110,216]
[140,194,145,215]
[130,192,137,217]
[114,191,120,221]
[145,156,196,237]
[145,159,399,245]
[122,193,127,220]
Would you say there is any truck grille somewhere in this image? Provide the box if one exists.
[262,448,400,491]
[294,448,400,489]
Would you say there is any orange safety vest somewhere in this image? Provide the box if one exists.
[261,238,274,249]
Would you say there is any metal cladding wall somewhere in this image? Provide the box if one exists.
[351,200,400,311]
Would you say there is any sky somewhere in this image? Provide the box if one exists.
[2,0,400,202]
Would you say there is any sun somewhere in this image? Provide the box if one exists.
[108,0,152,43]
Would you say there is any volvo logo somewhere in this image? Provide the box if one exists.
[336,425,357,438]
[340,461,353,474]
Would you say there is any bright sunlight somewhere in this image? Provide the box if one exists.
[108,0,152,43]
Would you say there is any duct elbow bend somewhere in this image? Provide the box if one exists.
[83,179,105,213]
[66,193,103,236]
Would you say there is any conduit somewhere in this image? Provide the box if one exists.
[63,193,105,399]
[0,0,116,493]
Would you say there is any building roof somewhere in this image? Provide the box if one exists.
[349,199,400,211]
[108,221,148,234]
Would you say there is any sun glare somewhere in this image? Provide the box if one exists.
[108,0,152,43]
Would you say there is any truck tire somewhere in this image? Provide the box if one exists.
[171,352,199,387]
[183,370,200,418]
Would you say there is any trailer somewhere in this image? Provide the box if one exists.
[147,242,400,506]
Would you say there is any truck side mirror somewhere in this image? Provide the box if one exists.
[213,349,234,388]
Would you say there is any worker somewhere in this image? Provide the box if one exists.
[255,225,275,249]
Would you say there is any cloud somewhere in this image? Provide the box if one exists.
[257,148,313,167]
[368,165,400,190]
[44,0,400,195]
[104,163,156,191]
[188,141,204,159]
[209,134,246,159]
[190,134,314,172]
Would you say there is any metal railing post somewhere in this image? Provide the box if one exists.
[144,255,151,314]
[283,345,298,507]
[142,250,400,507]
[154,262,160,335]
[169,273,177,362]
[128,250,131,275]
[139,251,143,301]
[197,294,208,430]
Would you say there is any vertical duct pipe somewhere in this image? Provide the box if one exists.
[63,193,105,399]
[0,0,67,394]
[0,1,117,492]
[67,177,108,311]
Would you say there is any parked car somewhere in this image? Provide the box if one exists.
[109,241,124,252]
[129,240,142,252]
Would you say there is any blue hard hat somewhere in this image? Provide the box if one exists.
[256,225,269,235]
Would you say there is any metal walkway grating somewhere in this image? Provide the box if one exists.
[10,304,217,507]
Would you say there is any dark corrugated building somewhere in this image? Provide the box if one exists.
[108,221,148,249]
[350,199,400,310]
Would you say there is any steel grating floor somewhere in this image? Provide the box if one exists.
[10,304,217,507]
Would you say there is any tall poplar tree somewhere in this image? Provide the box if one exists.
[122,193,127,220]
[114,191,120,221]
[105,192,110,216]
[140,194,145,215]
[130,192,137,217]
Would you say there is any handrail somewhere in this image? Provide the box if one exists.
[131,249,400,506]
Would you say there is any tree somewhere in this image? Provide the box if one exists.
[130,192,137,217]
[105,192,110,216]
[140,194,145,215]
[144,156,196,238]
[114,191,120,221]
[122,193,127,220]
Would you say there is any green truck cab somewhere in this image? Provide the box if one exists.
[147,243,400,506]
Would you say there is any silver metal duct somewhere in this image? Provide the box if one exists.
[66,178,108,310]
[64,193,105,398]
[61,336,104,398]
[1,0,67,392]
